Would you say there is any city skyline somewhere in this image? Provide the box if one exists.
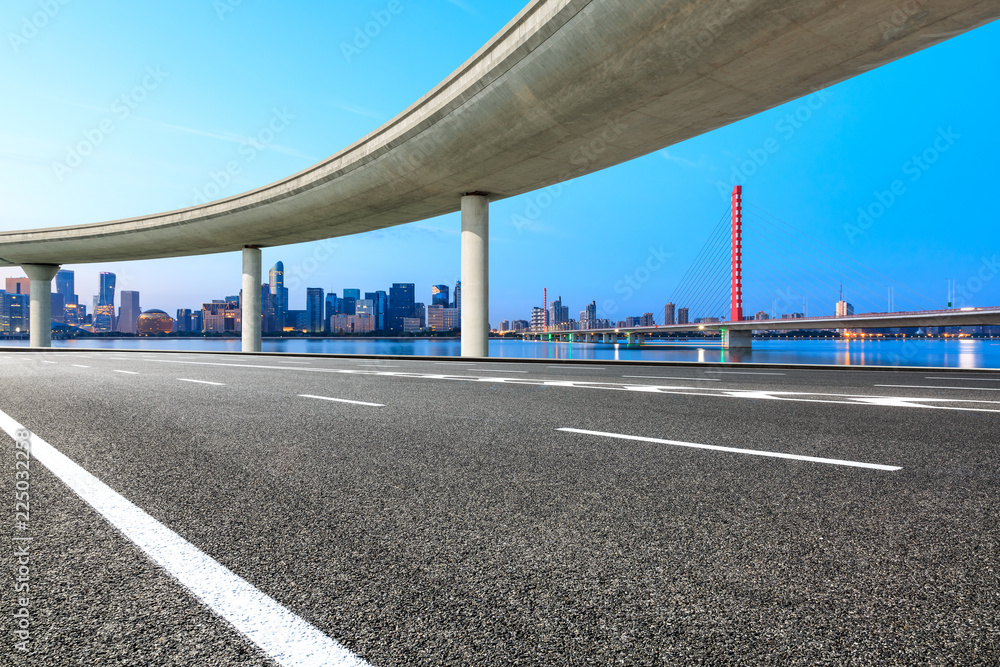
[1,3,998,324]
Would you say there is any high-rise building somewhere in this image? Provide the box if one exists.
[93,272,117,332]
[51,292,65,325]
[754,310,769,320]
[677,307,689,324]
[191,310,203,332]
[548,296,569,328]
[426,305,460,332]
[453,280,461,310]
[269,262,288,330]
[0,291,28,333]
[413,302,426,329]
[579,301,597,329]
[836,300,854,317]
[5,277,29,296]
[530,307,546,332]
[306,287,325,333]
[203,300,241,333]
[118,291,140,334]
[432,285,450,308]
[389,283,415,332]
[341,289,361,316]
[641,312,655,326]
[176,308,193,332]
[64,301,80,327]
[324,292,339,332]
[56,269,78,306]
[664,302,675,326]
[262,284,279,333]
[365,291,388,331]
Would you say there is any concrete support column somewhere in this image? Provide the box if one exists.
[637,333,645,345]
[461,193,489,357]
[22,264,60,348]
[723,329,752,349]
[242,246,262,353]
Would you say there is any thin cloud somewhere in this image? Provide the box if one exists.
[150,120,320,162]
[660,150,707,169]
[330,101,386,121]
[446,0,479,16]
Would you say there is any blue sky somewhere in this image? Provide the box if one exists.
[1,1,998,324]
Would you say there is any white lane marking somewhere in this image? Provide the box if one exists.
[547,366,606,370]
[135,358,1000,413]
[876,384,1000,392]
[298,394,384,407]
[72,364,90,368]
[177,379,225,386]
[464,369,527,373]
[622,375,720,381]
[356,364,399,367]
[558,428,901,471]
[113,370,139,375]
[704,370,785,375]
[924,376,1000,381]
[0,410,370,667]
[40,361,57,364]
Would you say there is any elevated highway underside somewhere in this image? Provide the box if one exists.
[1,0,998,266]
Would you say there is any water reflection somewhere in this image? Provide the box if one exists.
[3,336,998,368]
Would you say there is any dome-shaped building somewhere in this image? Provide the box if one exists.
[136,309,175,335]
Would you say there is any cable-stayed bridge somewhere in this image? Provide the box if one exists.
[526,187,1000,349]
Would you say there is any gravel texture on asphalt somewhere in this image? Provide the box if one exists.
[1,351,998,665]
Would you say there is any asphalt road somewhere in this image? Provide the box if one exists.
[1,350,998,665]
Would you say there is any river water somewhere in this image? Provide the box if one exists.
[3,337,999,368]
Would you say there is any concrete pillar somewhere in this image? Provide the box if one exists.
[461,193,489,357]
[637,333,645,345]
[723,329,752,349]
[22,264,60,348]
[242,246,262,353]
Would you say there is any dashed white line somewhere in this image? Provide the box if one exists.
[558,428,901,471]
[40,360,56,364]
[72,364,90,368]
[622,375,720,381]
[356,364,400,368]
[924,376,1000,381]
[113,370,139,375]
[876,384,1000,392]
[177,378,225,386]
[547,366,606,370]
[704,370,785,375]
[299,394,384,407]
[464,369,527,373]
[0,409,370,667]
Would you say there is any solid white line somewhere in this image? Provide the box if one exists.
[704,370,785,375]
[113,370,139,375]
[299,394,384,407]
[39,360,56,364]
[924,376,1000,381]
[876,384,1000,392]
[547,366,606,370]
[557,428,901,471]
[177,378,225,386]
[356,364,399,368]
[622,375,720,381]
[72,364,90,368]
[0,409,370,667]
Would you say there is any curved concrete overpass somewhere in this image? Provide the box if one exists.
[1,0,997,266]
